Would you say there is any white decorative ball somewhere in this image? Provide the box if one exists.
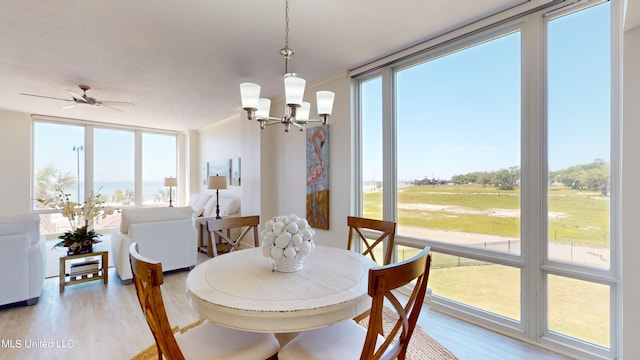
[286,221,299,234]
[275,232,292,248]
[270,246,284,260]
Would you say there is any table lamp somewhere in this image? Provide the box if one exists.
[208,175,227,219]
[164,177,177,207]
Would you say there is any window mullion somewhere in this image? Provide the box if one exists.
[521,12,546,342]
[381,68,396,224]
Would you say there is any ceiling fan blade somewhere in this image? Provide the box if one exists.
[20,93,73,102]
[67,89,82,99]
[97,103,124,112]
[100,100,134,106]
[61,103,77,110]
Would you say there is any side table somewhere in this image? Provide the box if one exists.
[59,250,108,293]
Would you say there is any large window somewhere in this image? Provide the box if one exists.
[355,1,618,358]
[33,118,178,236]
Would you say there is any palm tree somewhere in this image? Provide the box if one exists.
[154,188,170,203]
[34,165,75,206]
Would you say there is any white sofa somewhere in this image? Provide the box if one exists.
[0,214,45,306]
[111,206,197,284]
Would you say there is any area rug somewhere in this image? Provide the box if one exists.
[132,308,458,360]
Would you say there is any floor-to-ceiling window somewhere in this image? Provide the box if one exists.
[354,1,619,358]
[33,117,178,236]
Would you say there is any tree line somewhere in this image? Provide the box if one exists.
[414,159,609,194]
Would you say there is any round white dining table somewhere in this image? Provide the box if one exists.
[186,246,377,333]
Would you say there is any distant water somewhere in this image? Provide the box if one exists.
[68,181,165,202]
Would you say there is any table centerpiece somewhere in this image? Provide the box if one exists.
[260,214,315,272]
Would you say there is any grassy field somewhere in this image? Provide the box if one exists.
[364,184,611,347]
[365,184,609,246]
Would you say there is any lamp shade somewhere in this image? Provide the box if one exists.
[208,176,227,190]
[240,83,261,109]
[256,98,271,119]
[316,91,335,115]
[284,74,305,106]
[164,177,177,187]
[297,102,311,121]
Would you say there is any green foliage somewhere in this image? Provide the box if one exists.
[450,166,520,189]
[34,165,75,205]
[550,159,609,193]
[53,225,102,251]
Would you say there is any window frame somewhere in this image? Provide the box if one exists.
[31,115,179,219]
[352,1,621,358]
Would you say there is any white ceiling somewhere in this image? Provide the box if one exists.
[0,0,525,131]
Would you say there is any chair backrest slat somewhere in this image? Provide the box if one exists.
[347,216,396,265]
[360,247,431,360]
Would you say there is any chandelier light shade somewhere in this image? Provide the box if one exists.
[283,74,305,106]
[240,83,261,110]
[239,0,335,132]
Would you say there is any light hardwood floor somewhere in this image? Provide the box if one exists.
[0,252,573,360]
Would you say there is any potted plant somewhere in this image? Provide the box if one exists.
[39,189,115,255]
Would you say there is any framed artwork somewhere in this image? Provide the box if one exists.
[202,162,209,186]
[231,157,241,186]
[209,159,231,185]
[306,124,329,229]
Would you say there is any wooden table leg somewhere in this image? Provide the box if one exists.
[59,257,65,293]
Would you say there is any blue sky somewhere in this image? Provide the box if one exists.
[34,122,176,183]
[362,2,610,183]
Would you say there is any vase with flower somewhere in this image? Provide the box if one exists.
[39,189,115,255]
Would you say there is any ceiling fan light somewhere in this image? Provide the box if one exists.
[316,91,335,115]
[297,102,311,121]
[256,98,271,119]
[284,74,305,106]
[240,83,261,109]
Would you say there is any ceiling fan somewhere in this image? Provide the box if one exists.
[20,85,134,112]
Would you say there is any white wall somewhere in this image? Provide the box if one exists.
[197,114,243,205]
[621,23,640,360]
[260,73,352,248]
[0,110,33,217]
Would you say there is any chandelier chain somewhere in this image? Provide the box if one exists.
[284,0,289,48]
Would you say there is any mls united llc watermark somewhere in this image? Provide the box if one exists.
[1,338,74,349]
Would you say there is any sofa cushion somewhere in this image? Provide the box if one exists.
[188,194,201,208]
[0,214,40,245]
[202,196,218,218]
[120,206,193,234]
[193,194,212,211]
[202,196,241,217]
[219,198,241,216]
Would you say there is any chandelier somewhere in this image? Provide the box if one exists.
[239,0,335,132]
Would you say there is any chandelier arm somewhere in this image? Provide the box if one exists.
[256,116,285,122]
[262,119,285,127]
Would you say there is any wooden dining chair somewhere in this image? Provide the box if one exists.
[205,215,260,257]
[347,216,397,266]
[128,243,279,360]
[277,246,432,360]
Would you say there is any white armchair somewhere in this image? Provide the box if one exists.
[0,214,45,306]
[111,206,196,284]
